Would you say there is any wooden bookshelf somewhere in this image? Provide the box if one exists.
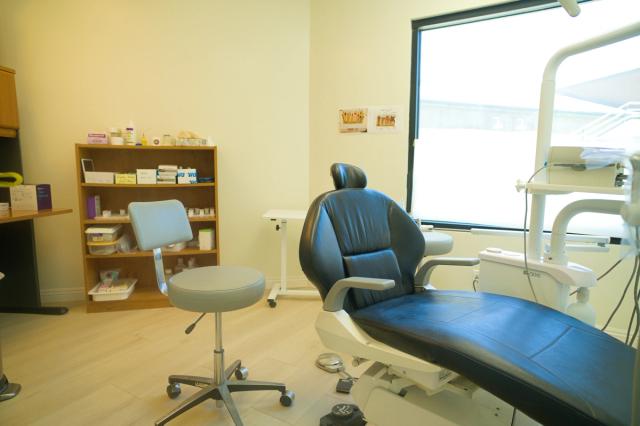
[82,215,216,225]
[75,144,220,312]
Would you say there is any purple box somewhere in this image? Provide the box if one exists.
[36,184,52,210]
[86,195,101,219]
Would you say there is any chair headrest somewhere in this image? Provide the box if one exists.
[331,163,367,189]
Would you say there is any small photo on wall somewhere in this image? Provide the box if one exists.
[338,108,368,133]
[368,106,402,133]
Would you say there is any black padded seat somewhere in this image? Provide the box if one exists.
[351,290,635,426]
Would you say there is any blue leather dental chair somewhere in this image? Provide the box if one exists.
[129,200,294,426]
[299,163,637,426]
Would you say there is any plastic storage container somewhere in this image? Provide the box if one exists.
[88,278,137,301]
[87,238,121,255]
[85,224,123,243]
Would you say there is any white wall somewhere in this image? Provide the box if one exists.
[0,0,310,299]
[1,0,637,334]
[309,0,637,335]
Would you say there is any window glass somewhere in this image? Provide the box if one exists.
[411,0,640,237]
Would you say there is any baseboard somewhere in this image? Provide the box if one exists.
[40,287,85,304]
[265,276,312,289]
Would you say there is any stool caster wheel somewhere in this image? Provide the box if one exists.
[268,299,277,308]
[280,389,295,407]
[235,366,249,380]
[167,383,181,399]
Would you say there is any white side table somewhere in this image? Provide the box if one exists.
[262,209,319,308]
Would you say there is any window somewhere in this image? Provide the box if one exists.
[408,0,640,238]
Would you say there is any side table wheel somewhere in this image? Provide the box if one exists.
[268,299,277,308]
[166,383,181,399]
[235,366,249,380]
[280,389,295,407]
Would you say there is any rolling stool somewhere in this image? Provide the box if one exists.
[128,201,294,426]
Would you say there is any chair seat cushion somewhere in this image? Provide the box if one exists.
[169,266,264,312]
[351,290,636,426]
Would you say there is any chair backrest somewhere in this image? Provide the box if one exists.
[331,163,367,189]
[299,164,425,312]
[129,200,193,250]
[129,200,193,295]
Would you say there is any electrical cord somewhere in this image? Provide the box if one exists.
[522,165,547,303]
[625,257,640,345]
[572,257,627,297]
[628,227,640,346]
[601,256,639,332]
[634,228,640,348]
[598,257,625,281]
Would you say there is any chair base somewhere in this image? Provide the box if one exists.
[0,374,21,402]
[155,360,292,426]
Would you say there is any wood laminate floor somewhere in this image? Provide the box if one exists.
[0,297,364,425]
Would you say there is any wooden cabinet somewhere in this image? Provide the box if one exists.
[75,144,220,313]
[0,66,19,138]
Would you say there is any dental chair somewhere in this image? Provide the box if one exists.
[299,163,637,426]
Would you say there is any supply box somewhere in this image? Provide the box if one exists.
[115,173,137,184]
[84,171,114,184]
[85,224,122,243]
[9,184,52,211]
[136,169,157,184]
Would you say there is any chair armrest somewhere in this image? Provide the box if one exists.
[415,257,480,289]
[324,277,395,312]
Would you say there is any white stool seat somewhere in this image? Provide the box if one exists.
[169,266,265,313]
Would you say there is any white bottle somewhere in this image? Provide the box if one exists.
[125,120,136,145]
[566,287,596,326]
[187,257,197,269]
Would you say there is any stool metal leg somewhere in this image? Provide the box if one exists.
[225,360,241,379]
[155,385,221,426]
[227,380,286,393]
[219,384,243,426]
[0,374,20,402]
[168,375,213,389]
[156,312,293,426]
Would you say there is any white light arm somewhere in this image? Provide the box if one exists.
[559,0,580,17]
[546,200,624,265]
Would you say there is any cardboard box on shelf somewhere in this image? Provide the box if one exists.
[9,184,52,211]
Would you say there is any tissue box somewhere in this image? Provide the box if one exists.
[9,184,52,211]
[136,169,157,184]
